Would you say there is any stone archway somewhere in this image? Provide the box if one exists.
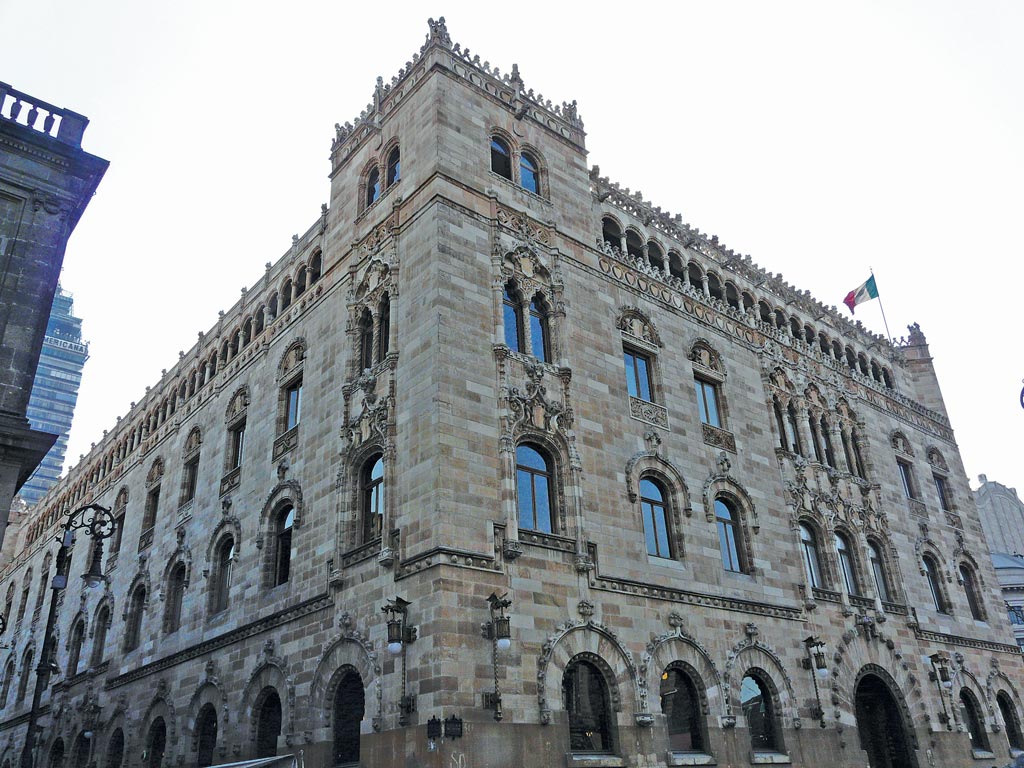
[854,670,919,768]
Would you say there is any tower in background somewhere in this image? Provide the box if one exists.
[18,286,89,507]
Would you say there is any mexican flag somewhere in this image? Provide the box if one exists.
[843,275,878,314]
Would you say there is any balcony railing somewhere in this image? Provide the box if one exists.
[0,82,89,147]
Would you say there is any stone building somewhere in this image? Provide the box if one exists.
[975,475,1024,651]
[0,83,106,548]
[0,19,1021,768]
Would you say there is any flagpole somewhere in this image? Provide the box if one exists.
[870,267,894,343]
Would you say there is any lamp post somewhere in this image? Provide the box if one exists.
[481,592,512,721]
[928,651,954,730]
[382,597,417,726]
[801,635,829,726]
[20,503,115,768]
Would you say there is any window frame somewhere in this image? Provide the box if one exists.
[623,346,655,403]
[715,498,746,574]
[740,671,784,754]
[867,540,891,603]
[799,523,824,589]
[835,531,861,596]
[960,562,986,621]
[515,443,555,535]
[273,505,295,587]
[896,459,917,499]
[360,455,385,544]
[124,586,146,653]
[693,377,722,428]
[489,136,513,180]
[639,477,672,559]
[923,554,949,614]
[284,377,303,432]
[660,663,710,755]
[563,657,616,755]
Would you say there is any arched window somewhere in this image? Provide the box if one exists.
[124,586,146,652]
[47,740,64,768]
[850,428,866,478]
[212,537,235,614]
[35,556,50,612]
[164,564,186,633]
[773,399,788,451]
[67,619,85,677]
[16,573,30,622]
[960,689,991,752]
[256,689,282,758]
[785,404,802,454]
[516,444,554,534]
[361,455,385,542]
[520,151,539,194]
[661,666,706,753]
[358,308,373,371]
[4,583,13,625]
[386,147,401,187]
[146,717,167,768]
[563,658,614,754]
[16,648,32,703]
[377,294,390,361]
[923,555,948,614]
[868,541,891,602]
[502,284,523,353]
[529,297,550,362]
[835,532,860,595]
[196,703,218,768]
[332,669,365,765]
[365,167,381,207]
[625,230,644,260]
[960,563,985,621]
[715,498,744,573]
[490,137,512,180]
[0,659,14,708]
[640,478,671,558]
[601,217,622,251]
[281,280,293,310]
[998,691,1024,751]
[72,732,89,768]
[274,506,295,587]
[799,524,823,589]
[91,606,109,667]
[741,673,780,752]
[820,416,836,467]
[106,728,125,768]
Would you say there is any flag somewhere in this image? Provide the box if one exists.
[843,275,879,314]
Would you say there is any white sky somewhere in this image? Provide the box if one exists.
[3,1,1022,497]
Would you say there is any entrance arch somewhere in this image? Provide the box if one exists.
[854,671,919,768]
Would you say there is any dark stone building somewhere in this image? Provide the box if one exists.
[0,83,106,547]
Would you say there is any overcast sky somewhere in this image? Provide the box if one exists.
[4,1,1022,498]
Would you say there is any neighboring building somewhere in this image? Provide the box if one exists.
[19,286,89,507]
[1,20,1022,768]
[975,475,1024,651]
[0,83,107,550]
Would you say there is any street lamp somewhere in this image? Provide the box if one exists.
[481,592,513,721]
[382,597,417,725]
[801,635,829,726]
[20,503,115,768]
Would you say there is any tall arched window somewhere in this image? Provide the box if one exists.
[520,151,539,194]
[91,606,109,667]
[256,689,282,758]
[820,417,836,468]
[785,404,802,454]
[124,586,146,652]
[196,703,218,768]
[17,573,30,622]
[67,619,85,677]
[35,555,50,612]
[386,147,401,187]
[146,717,167,768]
[998,691,1024,751]
[361,455,385,542]
[15,648,32,703]
[377,294,390,361]
[106,728,125,768]
[661,666,706,753]
[503,284,523,353]
[0,659,14,708]
[358,308,373,371]
[640,479,672,558]
[563,658,614,754]
[333,669,365,765]
[4,583,14,625]
[868,541,891,602]
[799,524,823,589]
[72,732,89,768]
[212,537,234,614]
[516,444,554,534]
[715,498,744,573]
[773,398,788,451]
[923,555,948,614]
[47,740,64,768]
[164,564,186,633]
[529,297,550,362]
[960,689,991,752]
[960,563,985,621]
[274,506,295,587]
[835,532,860,595]
[490,137,512,180]
[365,167,381,207]
[741,673,780,752]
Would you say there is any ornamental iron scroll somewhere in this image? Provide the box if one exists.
[535,618,639,726]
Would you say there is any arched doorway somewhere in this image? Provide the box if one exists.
[255,688,282,758]
[854,672,918,768]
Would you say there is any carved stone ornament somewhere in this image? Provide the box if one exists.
[577,600,595,618]
[507,362,573,436]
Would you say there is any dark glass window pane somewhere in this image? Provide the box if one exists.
[836,533,858,595]
[715,500,742,572]
[516,446,553,533]
[741,675,777,751]
[869,544,890,602]
[624,350,652,401]
[800,524,822,588]
[516,470,535,530]
[898,461,915,498]
[694,379,720,427]
[286,383,302,430]
[503,298,521,351]
[386,148,400,186]
[366,168,380,206]
[624,353,637,398]
[933,474,950,510]
[529,301,548,361]
[662,669,704,752]
[333,671,365,764]
[564,661,613,753]
[490,138,512,179]
[635,356,651,401]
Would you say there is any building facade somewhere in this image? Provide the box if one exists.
[975,475,1024,651]
[0,83,106,548]
[0,20,1021,768]
[19,286,90,508]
